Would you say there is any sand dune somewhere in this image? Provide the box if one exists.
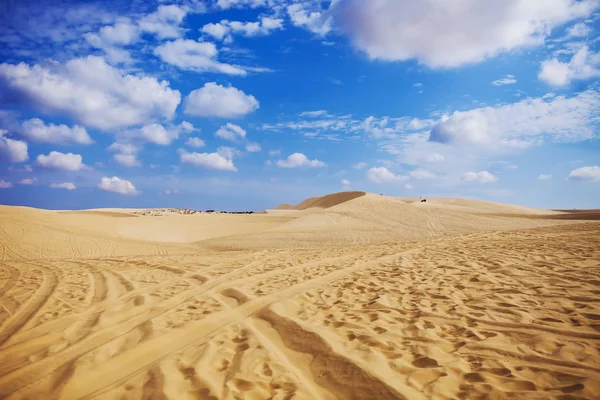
[1,192,599,399]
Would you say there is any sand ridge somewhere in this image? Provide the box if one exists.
[0,192,599,399]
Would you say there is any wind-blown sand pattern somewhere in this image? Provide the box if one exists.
[0,192,599,399]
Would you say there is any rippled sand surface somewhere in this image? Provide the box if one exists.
[1,193,599,399]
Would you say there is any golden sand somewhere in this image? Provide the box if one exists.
[0,192,599,399]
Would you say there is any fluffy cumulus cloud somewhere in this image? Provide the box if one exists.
[113,154,141,167]
[341,179,351,189]
[353,162,368,169]
[462,171,499,183]
[37,151,84,171]
[184,83,259,118]
[333,0,597,67]
[84,18,139,65]
[179,149,238,171]
[123,122,194,146]
[366,167,407,183]
[0,56,181,130]
[21,118,93,145]
[0,180,12,189]
[139,5,188,39]
[98,176,139,195]
[287,3,333,36]
[539,46,600,86]
[202,17,284,42]
[429,90,600,147]
[215,123,246,141]
[0,129,28,162]
[567,166,600,182]
[276,153,326,168]
[108,142,141,167]
[154,39,246,75]
[186,137,206,148]
[50,182,76,190]
[245,142,261,152]
[539,174,553,180]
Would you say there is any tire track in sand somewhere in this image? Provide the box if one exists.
[25,250,412,400]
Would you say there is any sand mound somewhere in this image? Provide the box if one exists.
[273,203,295,210]
[0,205,293,259]
[274,191,367,211]
[298,191,366,209]
[204,193,570,249]
[1,194,599,400]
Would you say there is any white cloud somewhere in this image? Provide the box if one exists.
[18,178,37,185]
[539,46,600,86]
[84,18,139,65]
[0,56,181,130]
[160,189,180,195]
[367,167,407,183]
[410,169,436,179]
[333,0,597,67]
[276,153,326,168]
[108,142,139,155]
[539,173,553,180]
[217,0,267,9]
[113,154,141,167]
[124,122,194,146]
[0,129,28,162]
[341,179,351,189]
[98,176,139,195]
[353,162,368,169]
[186,137,206,148]
[425,153,444,163]
[98,18,139,45]
[184,82,259,118]
[429,90,600,147]
[37,151,84,171]
[21,118,93,145]
[567,165,600,182]
[269,149,281,156]
[139,5,188,39]
[299,110,328,118]
[180,150,238,171]
[154,39,246,75]
[0,180,12,189]
[216,146,240,160]
[202,23,230,41]
[108,142,141,167]
[492,75,517,86]
[215,123,247,141]
[462,171,499,183]
[246,142,261,152]
[287,3,333,36]
[407,118,434,130]
[202,17,284,42]
[51,182,76,190]
[566,22,592,38]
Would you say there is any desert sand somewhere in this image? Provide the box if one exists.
[0,192,599,399]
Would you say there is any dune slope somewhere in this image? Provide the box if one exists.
[0,195,599,400]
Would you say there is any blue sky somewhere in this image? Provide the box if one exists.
[0,0,599,211]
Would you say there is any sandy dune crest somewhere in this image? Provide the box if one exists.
[0,192,599,399]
